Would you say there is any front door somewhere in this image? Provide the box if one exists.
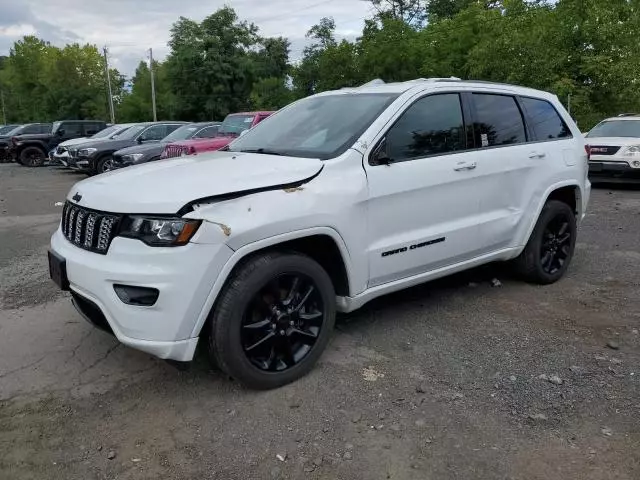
[365,92,486,288]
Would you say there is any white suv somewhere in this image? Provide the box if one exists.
[49,79,590,389]
[585,114,640,181]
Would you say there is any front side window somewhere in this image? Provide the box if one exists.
[472,94,526,146]
[39,124,52,134]
[194,125,219,138]
[229,93,399,159]
[139,125,167,141]
[385,93,466,162]
[61,122,83,136]
[520,97,571,141]
[22,124,42,134]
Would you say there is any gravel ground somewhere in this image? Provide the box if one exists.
[0,164,639,480]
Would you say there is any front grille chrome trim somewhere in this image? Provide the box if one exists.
[60,201,121,254]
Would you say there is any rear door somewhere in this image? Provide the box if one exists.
[465,92,544,251]
[365,92,487,287]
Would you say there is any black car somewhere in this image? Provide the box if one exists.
[12,120,107,167]
[110,122,221,170]
[0,123,51,163]
[66,121,186,175]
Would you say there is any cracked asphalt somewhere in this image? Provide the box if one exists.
[1,164,639,480]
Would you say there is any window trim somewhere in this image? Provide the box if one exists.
[517,95,574,144]
[368,92,471,166]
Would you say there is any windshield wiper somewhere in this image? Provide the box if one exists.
[237,148,283,156]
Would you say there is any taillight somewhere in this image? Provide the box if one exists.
[584,145,591,161]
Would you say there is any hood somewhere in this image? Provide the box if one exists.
[59,137,91,147]
[68,150,323,214]
[585,137,640,147]
[115,142,165,157]
[14,133,51,142]
[71,138,137,152]
[171,136,234,150]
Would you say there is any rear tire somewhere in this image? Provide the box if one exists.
[514,200,577,284]
[19,146,46,167]
[208,252,336,390]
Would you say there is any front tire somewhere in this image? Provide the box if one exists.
[19,147,46,167]
[208,252,336,389]
[514,200,577,284]
[95,155,114,175]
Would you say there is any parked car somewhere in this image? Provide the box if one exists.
[50,124,136,166]
[66,121,186,175]
[12,120,107,167]
[110,122,221,170]
[584,114,640,182]
[0,123,51,163]
[49,78,589,389]
[161,112,273,159]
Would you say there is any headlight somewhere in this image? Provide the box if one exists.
[621,145,640,157]
[119,216,201,246]
[78,147,97,157]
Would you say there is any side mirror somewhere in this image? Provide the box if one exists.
[57,129,65,137]
[371,138,393,166]
[137,135,145,143]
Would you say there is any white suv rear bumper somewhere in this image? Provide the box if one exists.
[50,228,233,361]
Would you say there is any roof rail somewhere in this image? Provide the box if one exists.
[617,113,640,117]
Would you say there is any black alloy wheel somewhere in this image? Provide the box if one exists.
[241,273,325,372]
[540,216,572,275]
[514,200,577,284]
[20,146,46,167]
[208,252,336,389]
[96,155,114,174]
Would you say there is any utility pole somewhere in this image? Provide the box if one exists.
[103,46,115,124]
[148,48,158,121]
[0,90,6,125]
[567,93,572,116]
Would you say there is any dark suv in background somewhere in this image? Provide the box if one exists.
[0,123,51,163]
[13,120,107,167]
[66,121,185,175]
[110,121,220,170]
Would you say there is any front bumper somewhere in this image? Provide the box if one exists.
[589,157,640,181]
[50,228,234,361]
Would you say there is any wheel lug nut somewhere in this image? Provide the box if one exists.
[280,330,285,335]
[289,320,294,326]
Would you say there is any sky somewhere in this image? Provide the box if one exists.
[0,0,374,77]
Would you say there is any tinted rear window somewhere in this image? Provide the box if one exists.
[520,97,571,141]
[472,94,526,146]
[587,120,640,138]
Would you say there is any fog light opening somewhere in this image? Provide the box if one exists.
[113,284,159,306]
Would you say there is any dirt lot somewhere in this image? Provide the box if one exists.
[0,163,639,480]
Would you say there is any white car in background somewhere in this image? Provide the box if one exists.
[50,124,135,166]
[585,114,640,182]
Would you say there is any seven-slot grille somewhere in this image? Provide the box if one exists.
[61,202,122,254]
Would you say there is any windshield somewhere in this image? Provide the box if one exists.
[162,124,200,142]
[113,124,146,140]
[0,125,19,135]
[219,115,255,136]
[90,125,119,139]
[228,93,399,159]
[587,120,640,138]
[1,125,22,136]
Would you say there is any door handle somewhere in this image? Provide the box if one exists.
[453,161,477,171]
[529,152,546,159]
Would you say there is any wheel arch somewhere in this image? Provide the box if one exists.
[17,142,48,166]
[520,181,583,251]
[190,227,353,338]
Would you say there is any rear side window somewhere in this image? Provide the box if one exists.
[165,124,183,135]
[520,97,572,141]
[471,94,526,147]
[84,122,103,136]
[386,93,466,161]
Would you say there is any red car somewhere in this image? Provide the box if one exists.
[161,111,274,159]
